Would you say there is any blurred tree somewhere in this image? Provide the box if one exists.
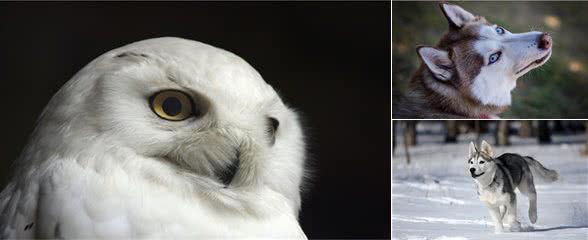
[392,121,397,154]
[553,121,564,132]
[537,121,552,144]
[404,137,411,164]
[495,121,510,146]
[583,121,588,155]
[404,121,417,146]
[445,121,458,143]
[475,121,481,144]
[519,120,532,138]
[402,121,414,164]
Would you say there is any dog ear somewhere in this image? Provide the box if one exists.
[468,142,477,158]
[416,46,453,81]
[440,3,476,29]
[480,140,493,157]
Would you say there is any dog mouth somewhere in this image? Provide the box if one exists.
[515,50,552,75]
[471,171,485,178]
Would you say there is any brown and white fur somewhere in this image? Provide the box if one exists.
[468,141,558,233]
[393,3,552,119]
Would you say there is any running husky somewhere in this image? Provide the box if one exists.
[393,3,553,118]
[468,141,558,233]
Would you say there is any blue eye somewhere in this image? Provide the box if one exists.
[489,52,501,64]
[495,27,505,35]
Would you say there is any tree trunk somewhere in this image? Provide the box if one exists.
[403,121,416,164]
[537,121,552,144]
[475,120,481,144]
[519,120,532,138]
[392,121,397,155]
[404,121,417,146]
[445,120,458,143]
[583,121,588,155]
[495,121,510,146]
[553,120,564,132]
[404,133,411,164]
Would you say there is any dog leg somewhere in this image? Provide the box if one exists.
[528,193,538,223]
[504,198,522,232]
[518,174,538,223]
[499,206,506,220]
[486,205,504,233]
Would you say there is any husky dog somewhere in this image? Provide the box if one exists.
[468,141,558,233]
[393,3,553,118]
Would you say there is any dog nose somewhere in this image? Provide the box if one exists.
[469,168,475,173]
[538,33,552,50]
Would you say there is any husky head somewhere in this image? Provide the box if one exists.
[417,3,552,107]
[468,140,497,179]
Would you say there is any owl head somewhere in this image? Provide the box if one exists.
[30,37,306,214]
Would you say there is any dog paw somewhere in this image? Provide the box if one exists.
[508,222,522,232]
[520,224,535,232]
[529,212,537,223]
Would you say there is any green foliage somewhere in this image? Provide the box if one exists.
[393,2,588,118]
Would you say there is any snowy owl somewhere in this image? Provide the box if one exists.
[0,37,307,238]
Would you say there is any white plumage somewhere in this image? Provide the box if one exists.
[0,37,307,238]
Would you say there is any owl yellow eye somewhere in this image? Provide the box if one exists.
[149,90,194,121]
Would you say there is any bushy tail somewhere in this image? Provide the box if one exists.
[525,156,558,183]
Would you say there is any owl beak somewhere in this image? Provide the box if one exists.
[217,150,240,187]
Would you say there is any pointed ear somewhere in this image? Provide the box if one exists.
[480,140,493,157]
[468,142,477,158]
[417,46,453,81]
[440,3,476,28]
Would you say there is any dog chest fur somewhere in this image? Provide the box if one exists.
[477,184,511,206]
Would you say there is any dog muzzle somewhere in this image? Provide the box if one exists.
[470,168,485,178]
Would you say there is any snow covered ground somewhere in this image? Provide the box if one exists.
[392,128,588,240]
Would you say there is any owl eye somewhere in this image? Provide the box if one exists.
[149,90,195,121]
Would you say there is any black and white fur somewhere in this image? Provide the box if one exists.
[468,141,558,233]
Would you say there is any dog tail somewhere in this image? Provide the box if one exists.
[524,156,558,183]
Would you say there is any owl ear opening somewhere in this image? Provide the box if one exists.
[113,51,151,64]
[417,46,454,81]
[115,52,150,59]
[440,3,476,29]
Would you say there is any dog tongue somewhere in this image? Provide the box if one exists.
[479,114,491,119]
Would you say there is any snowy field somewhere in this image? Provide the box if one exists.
[392,126,588,240]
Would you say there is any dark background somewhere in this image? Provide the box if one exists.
[0,2,391,238]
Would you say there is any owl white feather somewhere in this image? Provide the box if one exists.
[0,37,307,238]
